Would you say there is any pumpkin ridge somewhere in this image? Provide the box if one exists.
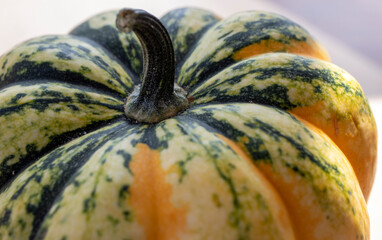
[0,117,125,191]
[216,133,296,240]
[161,7,221,68]
[179,48,236,92]
[72,35,141,86]
[0,81,125,187]
[0,35,135,96]
[172,116,245,222]
[188,53,343,105]
[184,103,369,239]
[0,92,124,117]
[33,124,143,240]
[0,121,130,240]
[1,79,126,101]
[159,8,221,85]
[175,114,257,235]
[170,115,295,239]
[33,124,133,240]
[0,60,129,97]
[184,104,349,190]
[177,11,329,89]
[182,104,344,179]
[70,10,144,79]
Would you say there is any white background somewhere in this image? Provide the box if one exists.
[1,0,381,239]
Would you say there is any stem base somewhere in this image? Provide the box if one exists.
[124,83,189,123]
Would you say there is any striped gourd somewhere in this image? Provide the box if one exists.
[0,7,376,240]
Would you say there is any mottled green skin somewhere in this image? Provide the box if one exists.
[190,52,372,117]
[70,10,143,79]
[160,8,220,67]
[177,11,322,90]
[0,35,134,95]
[0,7,371,240]
[0,104,367,239]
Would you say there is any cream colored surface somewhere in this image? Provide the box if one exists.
[0,0,381,239]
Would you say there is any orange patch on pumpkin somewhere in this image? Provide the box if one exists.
[129,144,188,240]
[254,123,370,240]
[257,162,354,240]
[289,103,377,200]
[232,39,330,61]
[217,132,366,240]
[216,134,296,240]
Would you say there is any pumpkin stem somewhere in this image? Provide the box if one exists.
[116,9,189,123]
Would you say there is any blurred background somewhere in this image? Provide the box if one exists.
[274,0,382,76]
[1,0,382,96]
[274,0,382,98]
[0,0,381,238]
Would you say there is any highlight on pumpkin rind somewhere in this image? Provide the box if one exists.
[184,103,369,240]
[189,52,377,200]
[176,10,330,89]
[0,35,135,95]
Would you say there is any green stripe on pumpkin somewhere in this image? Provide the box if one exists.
[0,35,135,96]
[190,53,371,118]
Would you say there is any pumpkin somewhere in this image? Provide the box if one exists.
[0,7,376,240]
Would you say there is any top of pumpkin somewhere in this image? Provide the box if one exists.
[0,7,376,240]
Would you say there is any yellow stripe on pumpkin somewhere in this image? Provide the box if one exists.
[129,143,188,240]
[232,39,330,61]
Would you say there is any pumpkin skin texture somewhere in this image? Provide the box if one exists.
[0,7,376,240]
